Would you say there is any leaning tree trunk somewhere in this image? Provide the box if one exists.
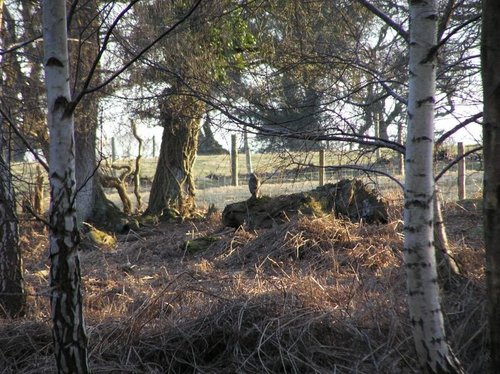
[433,188,461,279]
[145,93,204,218]
[481,0,500,369]
[42,1,89,372]
[404,0,463,372]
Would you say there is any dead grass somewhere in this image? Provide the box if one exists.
[0,200,488,373]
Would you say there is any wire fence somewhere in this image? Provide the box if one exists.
[194,166,483,210]
[193,143,483,209]
[12,151,483,214]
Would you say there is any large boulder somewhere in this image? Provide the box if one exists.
[222,179,389,229]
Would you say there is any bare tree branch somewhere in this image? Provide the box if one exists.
[77,0,203,99]
[356,0,409,42]
[326,164,404,189]
[203,94,406,154]
[0,107,49,171]
[435,112,482,146]
[437,0,456,41]
[71,0,141,109]
[0,35,42,55]
[437,14,481,50]
[435,145,483,182]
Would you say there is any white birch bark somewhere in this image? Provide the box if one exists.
[42,1,89,372]
[404,0,462,372]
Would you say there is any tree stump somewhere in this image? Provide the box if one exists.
[222,179,389,229]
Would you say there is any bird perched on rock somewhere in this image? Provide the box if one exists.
[248,173,262,199]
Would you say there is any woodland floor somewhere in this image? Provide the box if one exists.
[0,199,487,373]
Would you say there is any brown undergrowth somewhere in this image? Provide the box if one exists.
[0,201,487,373]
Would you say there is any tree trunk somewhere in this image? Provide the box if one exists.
[69,0,100,225]
[3,2,48,162]
[73,88,127,228]
[0,0,26,319]
[231,134,239,187]
[481,0,500,369]
[2,1,48,162]
[74,114,98,223]
[404,1,463,372]
[69,0,125,228]
[0,156,26,318]
[19,1,48,161]
[145,93,203,218]
[42,1,89,372]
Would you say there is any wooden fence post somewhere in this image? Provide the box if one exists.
[458,142,465,200]
[244,128,253,174]
[319,149,325,186]
[375,112,381,160]
[152,136,156,158]
[231,134,239,186]
[111,137,116,162]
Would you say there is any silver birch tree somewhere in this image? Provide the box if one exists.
[41,0,89,372]
[481,0,500,369]
[403,0,462,372]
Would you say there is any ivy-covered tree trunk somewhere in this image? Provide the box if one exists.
[403,0,463,372]
[145,93,204,218]
[481,0,500,369]
[42,1,89,372]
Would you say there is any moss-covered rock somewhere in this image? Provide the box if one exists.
[181,236,221,252]
[222,179,388,229]
[81,224,116,251]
